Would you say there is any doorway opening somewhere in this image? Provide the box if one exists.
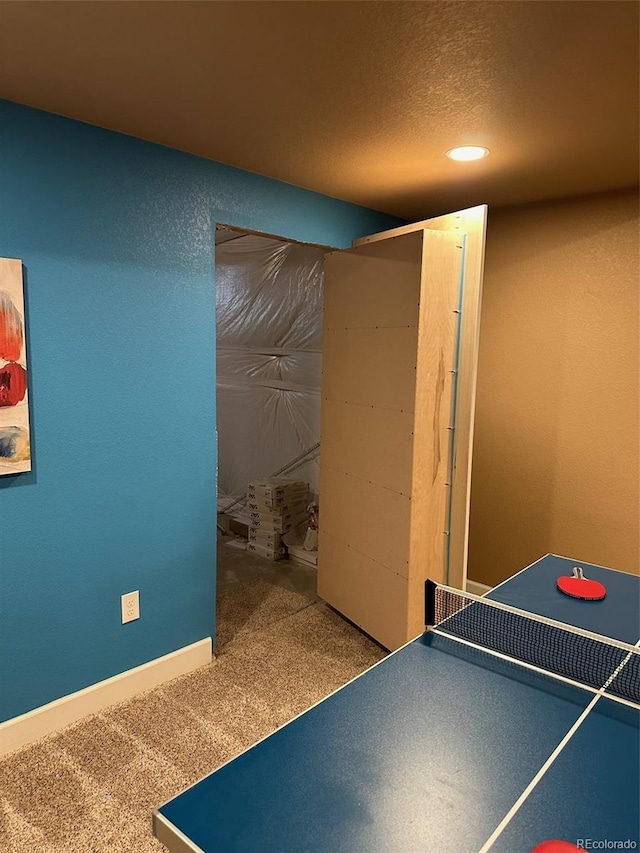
[214,223,329,650]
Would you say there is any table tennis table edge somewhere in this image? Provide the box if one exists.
[154,809,205,853]
[549,553,635,576]
[152,628,427,851]
[488,554,631,598]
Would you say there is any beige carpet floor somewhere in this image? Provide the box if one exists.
[0,560,385,852]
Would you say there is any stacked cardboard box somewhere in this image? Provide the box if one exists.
[245,479,308,560]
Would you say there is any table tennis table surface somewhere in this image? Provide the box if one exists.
[154,554,640,853]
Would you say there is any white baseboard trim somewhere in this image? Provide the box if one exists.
[0,637,212,758]
[465,579,492,596]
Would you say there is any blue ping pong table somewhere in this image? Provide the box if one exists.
[153,554,640,853]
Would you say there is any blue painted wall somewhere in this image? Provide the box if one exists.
[0,99,402,722]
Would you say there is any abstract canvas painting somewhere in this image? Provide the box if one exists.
[0,258,31,474]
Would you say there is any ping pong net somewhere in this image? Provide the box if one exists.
[425,581,640,706]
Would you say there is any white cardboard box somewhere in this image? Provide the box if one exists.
[248,511,308,534]
[249,529,282,548]
[246,498,307,517]
[246,480,308,506]
[247,541,286,561]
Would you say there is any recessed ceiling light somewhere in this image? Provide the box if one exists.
[446,145,490,162]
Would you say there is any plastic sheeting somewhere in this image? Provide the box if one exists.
[216,234,324,510]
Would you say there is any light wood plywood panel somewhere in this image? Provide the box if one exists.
[319,466,411,578]
[322,326,418,412]
[321,399,414,495]
[317,532,410,651]
[319,216,486,649]
[324,232,422,330]
[354,206,487,590]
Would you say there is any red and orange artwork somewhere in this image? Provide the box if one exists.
[0,258,31,474]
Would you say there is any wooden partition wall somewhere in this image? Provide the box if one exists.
[318,207,487,650]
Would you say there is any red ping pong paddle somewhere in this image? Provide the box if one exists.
[557,566,606,601]
[532,842,581,852]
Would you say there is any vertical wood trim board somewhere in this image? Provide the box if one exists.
[406,230,464,635]
[446,207,487,590]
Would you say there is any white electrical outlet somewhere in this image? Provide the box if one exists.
[121,590,140,624]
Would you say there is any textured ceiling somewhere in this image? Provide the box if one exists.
[0,1,638,220]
